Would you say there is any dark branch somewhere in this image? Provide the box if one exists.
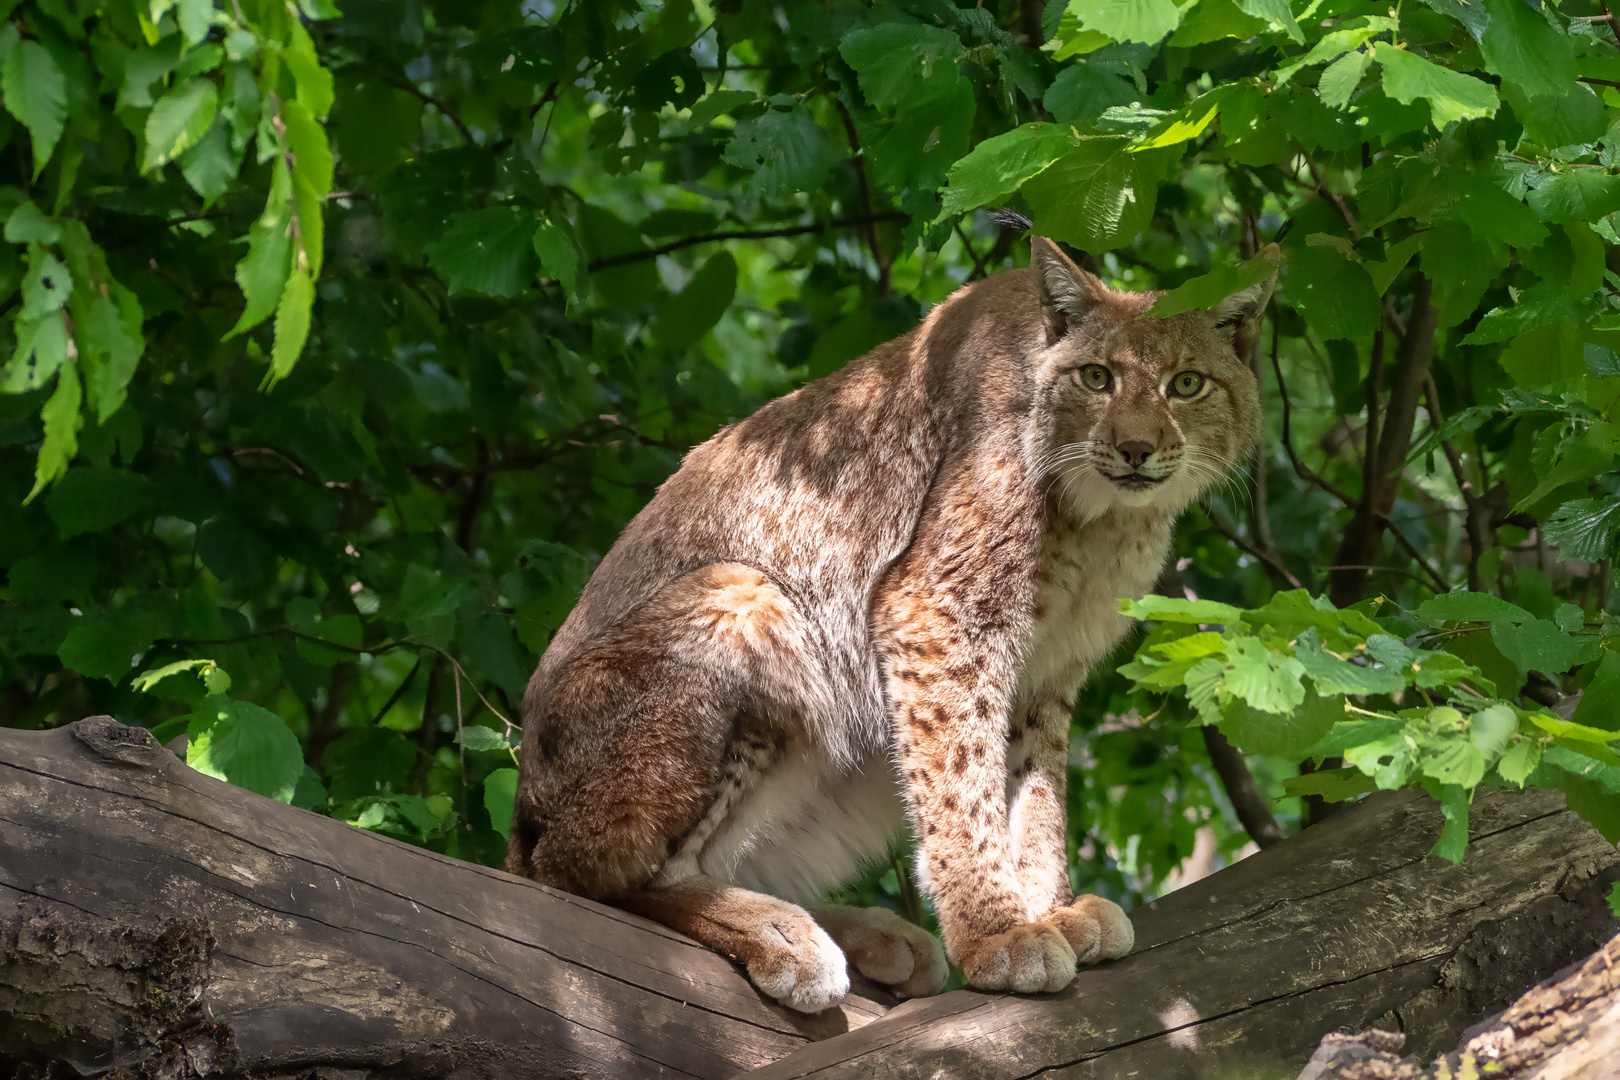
[586,214,908,272]
[1202,725,1287,849]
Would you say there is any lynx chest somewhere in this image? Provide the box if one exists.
[1020,506,1176,697]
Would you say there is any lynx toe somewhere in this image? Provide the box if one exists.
[960,921,1076,994]
[746,916,850,1013]
[814,904,948,999]
[1047,894,1135,964]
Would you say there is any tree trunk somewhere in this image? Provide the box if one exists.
[3,717,1618,1080]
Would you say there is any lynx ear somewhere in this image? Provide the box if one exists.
[1211,243,1280,356]
[1031,236,1108,344]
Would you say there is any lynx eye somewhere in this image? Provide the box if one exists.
[1169,371,1206,398]
[1076,365,1113,392]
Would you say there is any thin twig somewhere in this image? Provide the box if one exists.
[587,214,907,272]
[1424,375,1490,592]
[390,79,478,147]
[955,220,990,280]
[368,657,423,727]
[1202,503,1305,589]
[833,98,890,294]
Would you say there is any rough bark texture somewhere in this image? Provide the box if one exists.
[2,716,1618,1080]
[1296,928,1620,1078]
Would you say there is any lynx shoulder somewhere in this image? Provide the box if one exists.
[507,235,1274,1012]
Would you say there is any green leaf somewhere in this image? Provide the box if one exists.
[1218,689,1340,758]
[459,726,510,753]
[1222,636,1307,714]
[78,287,145,424]
[1420,738,1485,789]
[3,40,66,178]
[1317,49,1370,110]
[1133,99,1219,151]
[425,206,538,299]
[1068,0,1183,46]
[1460,283,1576,345]
[1122,595,1245,625]
[1232,0,1302,42]
[1150,630,1226,661]
[655,251,736,350]
[1531,713,1620,744]
[268,264,313,385]
[283,19,335,120]
[226,166,294,337]
[484,767,518,839]
[1284,243,1381,343]
[188,698,305,803]
[533,220,579,295]
[1373,42,1499,129]
[1,313,69,394]
[1573,652,1620,732]
[1492,619,1587,681]
[281,99,331,278]
[723,107,838,201]
[143,78,219,172]
[1545,499,1620,562]
[1281,767,1375,802]
[1480,0,1575,101]
[1526,169,1620,225]
[1416,591,1534,625]
[1468,704,1517,759]
[179,121,236,203]
[1344,730,1416,788]
[838,24,964,110]
[57,608,153,682]
[22,250,71,319]
[1429,784,1471,863]
[4,201,58,244]
[1295,630,1407,696]
[1304,717,1405,759]
[1023,138,1178,253]
[940,123,1076,218]
[1513,423,1613,512]
[1497,738,1541,785]
[1144,248,1279,318]
[26,359,82,501]
[46,466,153,537]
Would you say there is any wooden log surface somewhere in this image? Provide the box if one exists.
[745,779,1620,1080]
[0,717,883,1080]
[3,715,1619,1080]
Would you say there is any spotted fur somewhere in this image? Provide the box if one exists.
[508,237,1272,1010]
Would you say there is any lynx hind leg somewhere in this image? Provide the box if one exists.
[620,876,850,1013]
[1045,893,1135,964]
[812,905,948,999]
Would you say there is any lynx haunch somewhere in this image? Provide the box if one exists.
[508,235,1275,1012]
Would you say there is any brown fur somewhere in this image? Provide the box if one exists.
[509,238,1273,1010]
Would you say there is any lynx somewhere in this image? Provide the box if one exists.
[508,234,1273,1011]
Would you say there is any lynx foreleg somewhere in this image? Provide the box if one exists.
[1007,694,1075,917]
[884,640,1075,995]
[1008,694,1134,965]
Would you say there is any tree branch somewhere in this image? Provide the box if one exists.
[586,214,907,272]
[1424,375,1492,592]
[834,98,891,295]
[1201,725,1287,849]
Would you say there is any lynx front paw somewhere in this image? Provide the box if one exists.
[815,905,948,999]
[746,915,851,1013]
[1044,894,1134,964]
[958,921,1076,994]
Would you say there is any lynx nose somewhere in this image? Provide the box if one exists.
[1117,440,1156,468]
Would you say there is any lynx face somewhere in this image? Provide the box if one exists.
[1031,245,1269,521]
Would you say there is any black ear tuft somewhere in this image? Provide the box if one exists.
[990,208,1034,232]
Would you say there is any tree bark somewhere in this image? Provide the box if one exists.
[3,717,1618,1080]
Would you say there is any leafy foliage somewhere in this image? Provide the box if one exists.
[1,0,1617,920]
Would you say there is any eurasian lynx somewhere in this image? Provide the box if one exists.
[508,234,1273,1011]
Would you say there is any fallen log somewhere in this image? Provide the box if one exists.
[1,716,1616,1080]
[744,780,1620,1079]
[1296,927,1620,1078]
[0,717,883,1079]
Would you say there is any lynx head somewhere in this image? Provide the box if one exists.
[1028,236,1273,520]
